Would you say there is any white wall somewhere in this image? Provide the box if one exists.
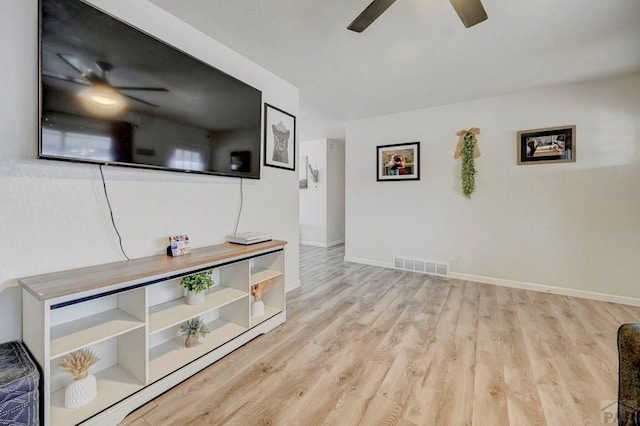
[345,73,640,302]
[327,140,345,245]
[0,0,300,343]
[299,139,327,246]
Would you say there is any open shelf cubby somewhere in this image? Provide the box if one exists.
[50,364,143,426]
[250,250,285,328]
[148,297,250,382]
[49,288,146,359]
[149,286,248,334]
[49,331,146,426]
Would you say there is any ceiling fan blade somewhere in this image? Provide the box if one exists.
[42,70,89,86]
[122,93,160,108]
[449,0,488,28]
[57,53,87,75]
[347,0,397,33]
[114,86,169,92]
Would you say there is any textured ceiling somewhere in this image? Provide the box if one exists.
[149,0,640,140]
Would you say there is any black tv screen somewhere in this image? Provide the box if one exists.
[40,0,262,179]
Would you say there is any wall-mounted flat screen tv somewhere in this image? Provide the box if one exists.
[40,0,262,179]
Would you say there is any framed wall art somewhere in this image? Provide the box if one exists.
[517,125,576,165]
[264,103,296,171]
[376,142,420,181]
[299,155,308,188]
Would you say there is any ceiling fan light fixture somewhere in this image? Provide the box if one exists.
[79,84,126,115]
[90,93,118,106]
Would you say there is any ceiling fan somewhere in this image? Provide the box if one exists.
[347,0,487,33]
[42,53,169,108]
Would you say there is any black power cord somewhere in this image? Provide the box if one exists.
[233,177,243,236]
[99,165,130,260]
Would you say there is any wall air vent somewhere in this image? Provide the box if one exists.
[392,256,449,277]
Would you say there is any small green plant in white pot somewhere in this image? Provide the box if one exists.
[180,317,209,348]
[181,271,214,305]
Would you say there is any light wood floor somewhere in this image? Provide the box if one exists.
[122,244,639,425]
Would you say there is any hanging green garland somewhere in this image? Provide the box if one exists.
[453,128,481,198]
[461,133,476,198]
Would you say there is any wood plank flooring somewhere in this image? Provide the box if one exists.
[122,244,640,425]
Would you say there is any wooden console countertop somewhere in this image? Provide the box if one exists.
[19,240,286,302]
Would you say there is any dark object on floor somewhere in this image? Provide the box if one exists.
[0,341,39,426]
[618,324,640,426]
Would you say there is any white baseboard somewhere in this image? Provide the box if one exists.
[343,256,640,307]
[450,272,640,307]
[343,256,393,269]
[286,279,301,292]
[327,239,345,247]
[300,239,344,248]
[299,240,327,248]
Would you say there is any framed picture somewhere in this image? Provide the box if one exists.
[517,125,576,165]
[167,234,190,257]
[377,142,420,181]
[264,103,296,171]
[299,156,308,189]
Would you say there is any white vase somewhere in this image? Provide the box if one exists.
[64,374,97,409]
[252,300,265,317]
[186,291,206,305]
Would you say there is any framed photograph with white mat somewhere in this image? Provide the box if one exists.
[264,103,296,171]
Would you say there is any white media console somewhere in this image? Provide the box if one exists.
[19,240,287,425]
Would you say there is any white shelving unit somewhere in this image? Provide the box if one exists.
[20,240,286,426]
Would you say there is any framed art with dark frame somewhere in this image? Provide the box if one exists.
[264,103,296,171]
[517,125,576,165]
[376,142,420,181]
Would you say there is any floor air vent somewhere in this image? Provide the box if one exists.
[392,256,449,277]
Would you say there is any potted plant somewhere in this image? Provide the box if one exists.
[181,271,214,305]
[59,348,100,409]
[180,317,210,348]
